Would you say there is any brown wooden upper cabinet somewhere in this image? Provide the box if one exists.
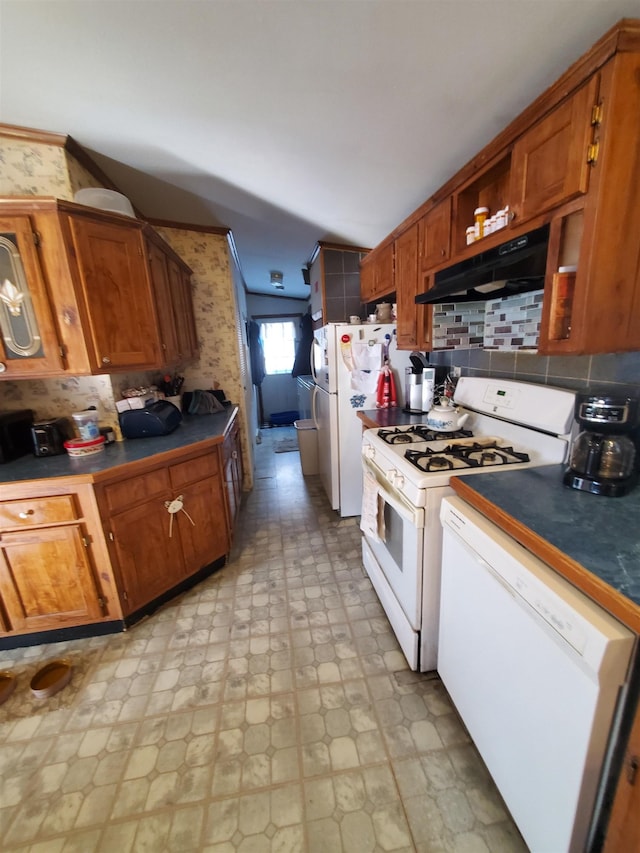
[360,240,394,304]
[146,230,199,365]
[395,223,431,351]
[362,19,640,356]
[418,199,451,272]
[0,197,198,378]
[0,214,65,378]
[65,214,161,371]
[509,75,599,227]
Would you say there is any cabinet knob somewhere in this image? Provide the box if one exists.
[102,356,111,364]
[0,363,5,373]
[19,509,35,519]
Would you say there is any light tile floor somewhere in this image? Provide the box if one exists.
[0,426,527,852]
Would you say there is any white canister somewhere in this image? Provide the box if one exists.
[376,303,392,322]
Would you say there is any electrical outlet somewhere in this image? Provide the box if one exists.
[452,366,462,378]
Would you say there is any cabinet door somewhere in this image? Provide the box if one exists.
[360,242,394,302]
[603,702,640,853]
[510,76,599,225]
[0,525,103,632]
[176,475,229,570]
[147,238,180,364]
[395,224,419,348]
[108,496,184,615]
[395,225,433,351]
[0,215,64,378]
[67,216,161,370]
[168,259,199,361]
[223,428,243,531]
[419,199,451,271]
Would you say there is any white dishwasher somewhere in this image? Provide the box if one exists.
[438,496,634,853]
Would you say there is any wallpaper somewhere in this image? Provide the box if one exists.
[0,139,72,198]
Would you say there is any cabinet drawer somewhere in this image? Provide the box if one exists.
[104,468,170,513]
[0,495,78,528]
[170,453,218,490]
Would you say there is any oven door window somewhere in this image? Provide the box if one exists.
[363,479,424,629]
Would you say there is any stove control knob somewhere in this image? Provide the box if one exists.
[363,445,375,460]
[390,470,404,489]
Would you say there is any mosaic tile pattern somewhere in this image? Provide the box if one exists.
[484,290,543,351]
[433,290,543,352]
[0,427,527,852]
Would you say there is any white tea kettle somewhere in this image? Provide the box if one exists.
[425,401,470,432]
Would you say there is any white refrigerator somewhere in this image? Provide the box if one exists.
[311,322,413,517]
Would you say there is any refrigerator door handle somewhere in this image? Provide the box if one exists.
[311,337,321,384]
[312,384,320,428]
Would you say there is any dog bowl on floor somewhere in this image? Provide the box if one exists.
[0,671,17,705]
[30,660,73,698]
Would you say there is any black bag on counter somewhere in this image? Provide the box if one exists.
[182,390,227,415]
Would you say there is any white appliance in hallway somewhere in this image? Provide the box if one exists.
[312,323,412,517]
[439,495,634,853]
[360,377,577,671]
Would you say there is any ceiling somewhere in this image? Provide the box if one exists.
[1,1,638,301]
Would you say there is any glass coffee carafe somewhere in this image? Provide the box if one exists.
[564,393,638,496]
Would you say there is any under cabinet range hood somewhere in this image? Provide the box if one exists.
[416,224,550,305]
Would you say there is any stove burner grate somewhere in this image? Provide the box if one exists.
[411,425,474,442]
[377,425,474,445]
[377,428,416,445]
[404,441,530,472]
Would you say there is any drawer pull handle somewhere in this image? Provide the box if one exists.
[19,510,35,519]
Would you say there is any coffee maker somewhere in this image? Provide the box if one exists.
[564,393,638,496]
[404,354,435,414]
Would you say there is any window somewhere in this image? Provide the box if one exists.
[260,321,297,375]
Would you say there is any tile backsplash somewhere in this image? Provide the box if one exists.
[430,347,640,399]
[483,290,543,351]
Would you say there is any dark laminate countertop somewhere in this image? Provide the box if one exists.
[357,408,430,430]
[451,464,640,633]
[0,406,238,486]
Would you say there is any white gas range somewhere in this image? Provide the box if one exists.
[360,376,577,672]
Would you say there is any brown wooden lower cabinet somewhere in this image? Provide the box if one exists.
[0,525,105,632]
[0,485,116,637]
[603,700,640,853]
[0,434,235,642]
[97,446,230,619]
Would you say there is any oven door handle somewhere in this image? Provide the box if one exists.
[362,457,424,528]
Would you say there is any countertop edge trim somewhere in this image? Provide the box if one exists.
[451,477,640,634]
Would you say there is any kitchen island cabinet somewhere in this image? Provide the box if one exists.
[0,406,239,646]
[96,444,229,619]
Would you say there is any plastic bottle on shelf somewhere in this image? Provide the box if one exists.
[466,226,476,246]
[474,207,489,240]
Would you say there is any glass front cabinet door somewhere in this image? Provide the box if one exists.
[0,216,63,378]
